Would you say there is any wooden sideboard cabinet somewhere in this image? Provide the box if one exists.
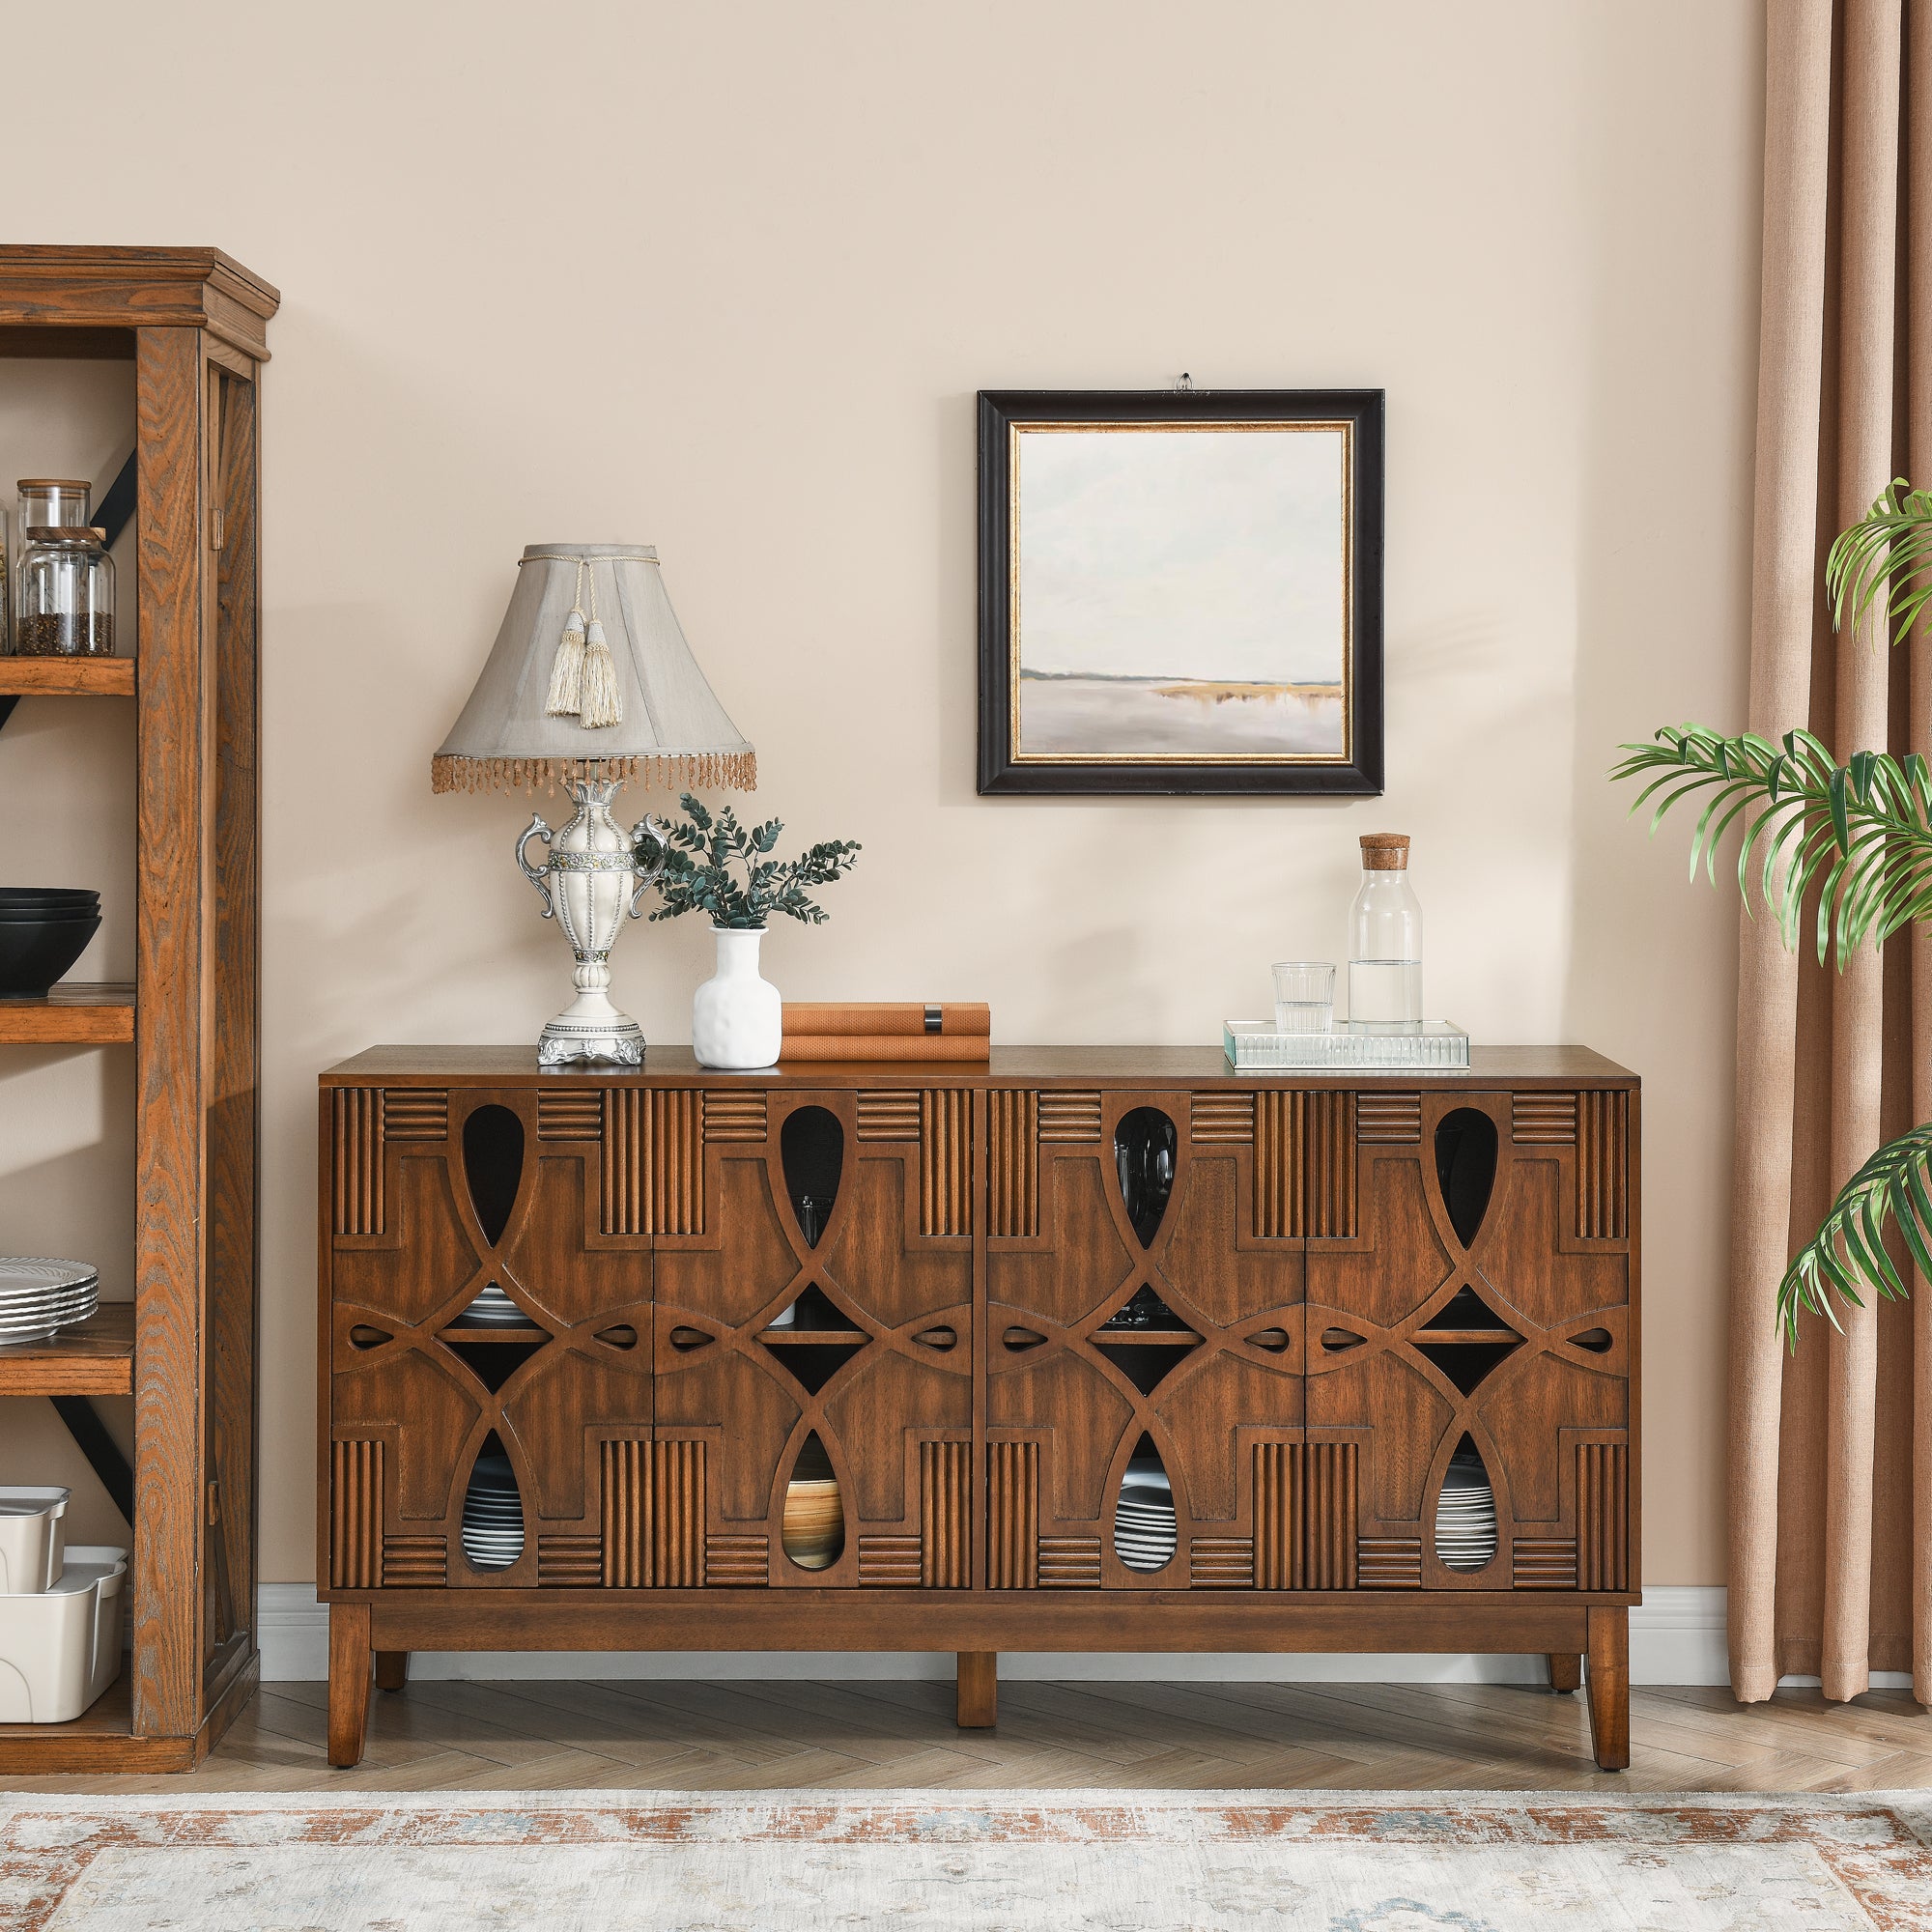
[319,1046,1638,1770]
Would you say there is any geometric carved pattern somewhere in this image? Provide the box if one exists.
[329,1437,383,1588]
[1577,1091,1630,1240]
[704,1535,770,1587]
[536,1091,604,1141]
[856,1091,921,1141]
[603,1089,704,1236]
[1038,1536,1103,1588]
[1037,1092,1102,1141]
[920,1438,972,1587]
[383,1088,448,1141]
[1577,1439,1630,1590]
[1356,1537,1424,1589]
[987,1092,1038,1240]
[702,1091,768,1142]
[858,1535,922,1585]
[1355,1093,1422,1144]
[331,1089,383,1236]
[1190,1092,1254,1143]
[1256,1091,1356,1239]
[537,1534,604,1586]
[986,1440,1038,1588]
[920,1092,971,1238]
[379,1536,446,1588]
[600,1437,707,1587]
[1512,1537,1579,1589]
[1511,1091,1578,1146]
[1190,1538,1255,1588]
[1254,1440,1358,1589]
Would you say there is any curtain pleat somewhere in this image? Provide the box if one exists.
[1731,0,1929,1701]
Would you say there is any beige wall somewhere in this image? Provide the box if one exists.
[0,0,1762,1587]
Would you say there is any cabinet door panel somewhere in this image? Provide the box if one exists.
[986,1089,1303,1593]
[652,1089,974,1589]
[1306,1087,1632,1594]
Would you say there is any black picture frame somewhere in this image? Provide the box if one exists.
[977,388,1384,796]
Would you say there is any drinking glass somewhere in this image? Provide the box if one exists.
[1271,961,1335,1034]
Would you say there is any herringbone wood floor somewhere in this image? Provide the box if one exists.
[8,1678,1932,1794]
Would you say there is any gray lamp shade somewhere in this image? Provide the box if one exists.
[431,543,756,794]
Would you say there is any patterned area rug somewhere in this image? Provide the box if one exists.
[5,1790,1931,1930]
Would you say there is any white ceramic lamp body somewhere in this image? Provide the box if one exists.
[693,926,781,1070]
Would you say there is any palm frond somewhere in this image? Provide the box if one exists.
[1826,477,1932,645]
[1778,1123,1932,1342]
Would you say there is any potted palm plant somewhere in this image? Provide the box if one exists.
[646,793,860,1070]
[1615,479,1932,1342]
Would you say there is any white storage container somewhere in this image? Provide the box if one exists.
[0,1486,68,1593]
[0,1544,125,1721]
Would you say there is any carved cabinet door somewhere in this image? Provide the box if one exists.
[651,1087,975,1589]
[984,1088,1304,1592]
[327,1084,653,1593]
[1303,1087,1634,1593]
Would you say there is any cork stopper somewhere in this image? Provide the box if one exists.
[1359,833,1410,871]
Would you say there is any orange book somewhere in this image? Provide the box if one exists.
[779,1035,991,1063]
[781,1002,991,1039]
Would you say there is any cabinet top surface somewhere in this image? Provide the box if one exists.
[320,1043,1637,1088]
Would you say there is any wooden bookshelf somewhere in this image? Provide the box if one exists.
[0,246,276,1772]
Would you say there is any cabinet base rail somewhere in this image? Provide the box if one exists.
[323,1598,1633,1774]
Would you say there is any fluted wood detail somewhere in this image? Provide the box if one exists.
[600,1437,708,1587]
[856,1091,921,1141]
[702,1091,768,1142]
[1190,1092,1254,1144]
[536,1091,603,1141]
[380,1536,445,1587]
[921,1438,972,1587]
[1513,1537,1579,1589]
[600,1438,650,1588]
[1190,1538,1255,1588]
[382,1088,448,1141]
[1254,1440,1357,1589]
[333,1089,383,1236]
[987,1091,1038,1239]
[1037,1092,1101,1141]
[1256,1091,1354,1238]
[1512,1091,1578,1146]
[603,1089,703,1236]
[920,1091,972,1238]
[704,1535,770,1586]
[858,1536,922,1586]
[1577,1440,1630,1591]
[329,1438,383,1588]
[537,1534,603,1586]
[1038,1537,1102,1588]
[1355,1093,1422,1144]
[1577,1090,1630,1240]
[1357,1537,1423,1588]
[986,1441,1038,1588]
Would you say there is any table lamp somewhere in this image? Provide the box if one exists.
[433,542,756,1065]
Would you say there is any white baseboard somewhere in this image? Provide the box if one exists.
[257,1583,1771,1688]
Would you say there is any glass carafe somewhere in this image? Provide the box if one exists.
[1347,833,1422,1033]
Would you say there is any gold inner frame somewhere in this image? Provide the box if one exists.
[1008,418,1355,765]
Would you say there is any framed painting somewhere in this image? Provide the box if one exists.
[977,388,1384,795]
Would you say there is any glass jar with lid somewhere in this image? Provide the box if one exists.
[16,526,114,657]
[12,483,89,652]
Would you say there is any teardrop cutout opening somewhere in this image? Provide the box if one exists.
[348,1324,391,1350]
[1434,1108,1497,1248]
[1321,1326,1367,1352]
[1114,1433,1176,1573]
[1248,1328,1291,1353]
[914,1325,958,1351]
[781,1431,845,1572]
[462,1105,526,1247]
[1572,1327,1614,1354]
[1435,1434,1497,1575]
[594,1324,639,1350]
[461,1431,525,1573]
[1003,1325,1047,1351]
[780,1106,843,1249]
[669,1325,714,1352]
[1115,1107,1178,1249]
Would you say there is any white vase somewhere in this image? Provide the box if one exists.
[692,925,781,1069]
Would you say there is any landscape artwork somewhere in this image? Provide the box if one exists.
[1011,422,1350,764]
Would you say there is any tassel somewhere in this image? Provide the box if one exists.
[579,617,623,727]
[545,608,587,717]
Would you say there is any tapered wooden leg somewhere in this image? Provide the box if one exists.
[327,1604,373,1768]
[374,1650,410,1692]
[956,1651,997,1728]
[1547,1651,1583,1694]
[1585,1606,1630,1770]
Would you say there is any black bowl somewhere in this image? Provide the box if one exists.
[0,888,99,900]
[0,910,99,923]
[0,914,100,998]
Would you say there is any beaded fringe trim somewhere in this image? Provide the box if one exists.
[431,751,757,796]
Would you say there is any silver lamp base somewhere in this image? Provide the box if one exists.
[537,1006,645,1068]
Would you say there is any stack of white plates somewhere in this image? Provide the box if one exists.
[461,1455,525,1570]
[1435,1452,1497,1572]
[1115,1467,1177,1573]
[0,1259,99,1348]
[454,1283,529,1327]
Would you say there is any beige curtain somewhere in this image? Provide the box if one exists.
[1731,0,1932,1701]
